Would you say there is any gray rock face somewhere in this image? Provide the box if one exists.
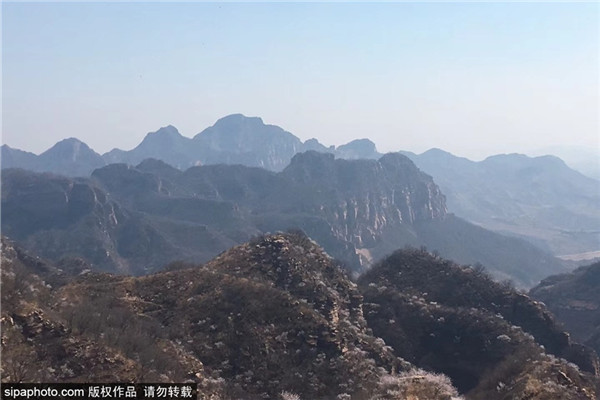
[281,151,446,248]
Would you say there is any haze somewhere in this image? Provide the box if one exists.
[2,2,598,161]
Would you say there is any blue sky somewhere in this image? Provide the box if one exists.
[2,2,598,160]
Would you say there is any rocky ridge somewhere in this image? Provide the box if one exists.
[2,234,466,399]
[2,234,598,399]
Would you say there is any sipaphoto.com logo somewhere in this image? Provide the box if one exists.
[1,384,87,399]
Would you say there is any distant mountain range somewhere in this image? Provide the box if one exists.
[2,150,567,287]
[2,114,379,176]
[399,149,600,257]
[3,114,598,259]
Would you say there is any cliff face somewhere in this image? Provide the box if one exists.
[0,152,446,276]
[281,151,446,250]
[1,169,182,275]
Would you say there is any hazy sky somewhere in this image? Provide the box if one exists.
[2,2,599,160]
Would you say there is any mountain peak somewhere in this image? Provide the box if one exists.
[40,137,101,162]
[58,137,83,143]
[49,137,88,149]
[214,113,264,127]
[336,138,380,159]
[192,114,303,171]
[378,152,419,171]
[285,150,336,173]
[420,148,463,161]
[143,125,183,141]
[481,153,571,173]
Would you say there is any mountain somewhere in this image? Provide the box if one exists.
[1,144,38,169]
[5,115,375,175]
[335,139,381,160]
[0,236,143,383]
[401,149,600,257]
[1,233,463,399]
[2,234,597,399]
[5,115,593,266]
[103,125,194,169]
[90,151,449,274]
[2,151,568,287]
[1,139,106,177]
[93,151,567,287]
[528,145,600,181]
[0,168,187,275]
[278,151,446,249]
[36,138,106,177]
[100,114,309,172]
[358,247,599,398]
[303,137,333,152]
[190,114,304,171]
[530,261,600,357]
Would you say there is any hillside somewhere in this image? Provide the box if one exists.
[401,149,600,257]
[0,169,191,275]
[2,234,597,399]
[530,262,600,357]
[358,248,599,398]
[1,234,462,399]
